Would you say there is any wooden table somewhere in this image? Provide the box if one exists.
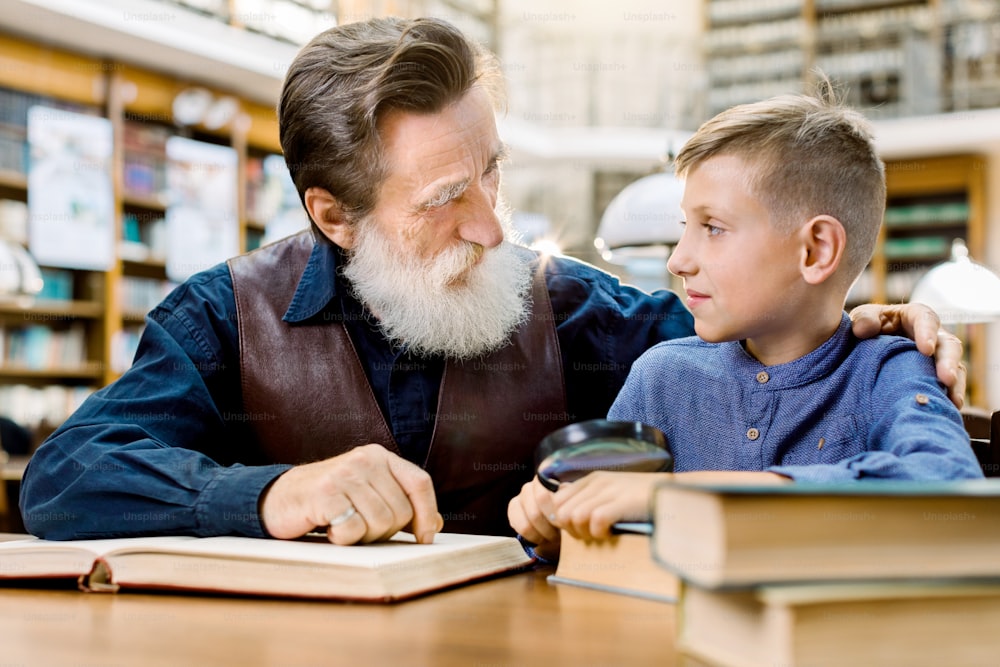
[0,567,683,666]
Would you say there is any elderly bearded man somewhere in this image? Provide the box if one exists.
[20,17,965,545]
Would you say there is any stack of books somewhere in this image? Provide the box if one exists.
[650,479,1000,666]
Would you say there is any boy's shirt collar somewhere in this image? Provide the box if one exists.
[723,313,854,390]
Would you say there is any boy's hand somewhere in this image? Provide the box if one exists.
[552,471,666,541]
[508,477,562,556]
[850,303,965,408]
[552,470,790,542]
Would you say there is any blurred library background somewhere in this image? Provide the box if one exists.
[1,0,999,453]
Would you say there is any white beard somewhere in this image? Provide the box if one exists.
[342,215,533,360]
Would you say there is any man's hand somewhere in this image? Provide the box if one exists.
[259,444,442,546]
[508,477,561,559]
[850,302,966,408]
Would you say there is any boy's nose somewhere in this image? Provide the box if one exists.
[667,235,694,277]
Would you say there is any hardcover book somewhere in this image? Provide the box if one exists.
[547,522,678,603]
[652,479,1000,589]
[0,532,533,602]
[678,578,1000,667]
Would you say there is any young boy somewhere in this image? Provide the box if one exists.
[509,84,983,555]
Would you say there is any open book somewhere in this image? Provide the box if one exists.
[0,532,533,602]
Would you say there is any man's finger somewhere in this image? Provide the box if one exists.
[325,499,368,545]
[848,303,883,340]
[950,362,968,410]
[385,456,439,544]
[343,482,401,543]
[364,471,421,541]
[850,303,943,357]
[907,304,942,356]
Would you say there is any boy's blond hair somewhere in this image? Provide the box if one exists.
[675,79,885,286]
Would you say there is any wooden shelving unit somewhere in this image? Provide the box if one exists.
[703,0,1000,120]
[846,154,987,406]
[0,31,285,441]
[881,155,987,407]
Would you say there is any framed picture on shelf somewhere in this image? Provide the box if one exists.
[26,106,115,271]
[164,136,239,282]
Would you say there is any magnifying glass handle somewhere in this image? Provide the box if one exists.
[537,471,560,492]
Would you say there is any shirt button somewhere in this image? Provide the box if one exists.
[756,371,770,384]
[746,427,760,440]
[915,393,930,405]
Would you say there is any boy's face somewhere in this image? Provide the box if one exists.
[669,154,804,350]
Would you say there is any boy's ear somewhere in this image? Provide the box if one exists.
[304,187,356,249]
[798,215,846,285]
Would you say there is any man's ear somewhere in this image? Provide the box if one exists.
[304,187,355,249]
[799,215,846,285]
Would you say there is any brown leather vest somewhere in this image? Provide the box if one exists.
[228,231,569,535]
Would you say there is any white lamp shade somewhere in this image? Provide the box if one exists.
[172,87,214,126]
[596,172,685,256]
[910,239,1000,324]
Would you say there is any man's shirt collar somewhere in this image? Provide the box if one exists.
[282,228,344,323]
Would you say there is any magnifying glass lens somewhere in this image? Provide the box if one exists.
[536,435,672,491]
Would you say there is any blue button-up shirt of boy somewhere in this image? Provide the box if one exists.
[20,236,694,539]
[609,314,983,481]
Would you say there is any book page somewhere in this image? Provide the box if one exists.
[95,533,523,568]
[0,536,185,578]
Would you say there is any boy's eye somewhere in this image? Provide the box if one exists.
[704,223,724,236]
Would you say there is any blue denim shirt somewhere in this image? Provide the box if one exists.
[608,314,982,481]
[20,235,693,539]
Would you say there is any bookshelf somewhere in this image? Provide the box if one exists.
[0,32,284,444]
[848,155,987,406]
[702,0,1000,120]
[882,155,987,407]
[0,36,110,445]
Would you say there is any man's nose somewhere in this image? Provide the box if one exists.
[457,186,503,249]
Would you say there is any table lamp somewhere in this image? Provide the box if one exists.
[910,238,1000,409]
[909,238,1000,324]
[594,171,685,291]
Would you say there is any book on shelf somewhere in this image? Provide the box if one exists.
[122,120,169,198]
[652,479,1000,589]
[36,267,74,301]
[2,323,86,369]
[111,325,144,374]
[0,532,533,603]
[677,578,1000,667]
[547,522,678,603]
[883,201,969,226]
[882,235,951,259]
[0,384,93,432]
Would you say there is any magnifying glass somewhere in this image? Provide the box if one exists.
[535,419,673,492]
